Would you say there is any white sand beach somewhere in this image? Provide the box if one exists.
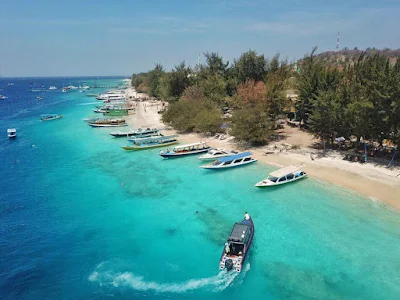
[125,87,400,211]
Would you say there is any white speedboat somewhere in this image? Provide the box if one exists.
[255,165,307,187]
[0,95,8,100]
[159,141,211,158]
[198,148,238,161]
[200,152,257,170]
[49,86,57,90]
[7,128,17,138]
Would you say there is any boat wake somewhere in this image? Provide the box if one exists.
[88,262,250,293]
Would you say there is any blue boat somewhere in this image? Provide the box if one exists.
[200,151,257,169]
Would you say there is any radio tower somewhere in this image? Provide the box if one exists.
[336,32,340,51]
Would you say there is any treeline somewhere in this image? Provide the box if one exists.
[131,51,294,145]
[297,48,400,147]
[132,48,400,147]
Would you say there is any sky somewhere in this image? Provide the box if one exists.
[0,0,399,77]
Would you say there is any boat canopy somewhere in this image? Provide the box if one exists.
[269,165,304,178]
[131,135,178,143]
[7,128,16,133]
[41,114,59,118]
[229,223,251,243]
[173,141,207,150]
[217,151,253,163]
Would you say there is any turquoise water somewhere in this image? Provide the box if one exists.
[1,78,400,299]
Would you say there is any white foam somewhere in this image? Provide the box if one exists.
[89,266,242,293]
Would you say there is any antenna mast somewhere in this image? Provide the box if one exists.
[336,32,340,51]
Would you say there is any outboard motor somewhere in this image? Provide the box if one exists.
[225,259,234,271]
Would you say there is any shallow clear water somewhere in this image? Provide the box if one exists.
[1,78,400,299]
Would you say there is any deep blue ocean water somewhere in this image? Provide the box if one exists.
[1,77,400,300]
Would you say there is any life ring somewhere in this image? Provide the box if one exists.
[236,268,241,272]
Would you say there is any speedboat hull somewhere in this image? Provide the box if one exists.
[201,159,257,170]
[219,217,254,273]
[255,173,307,187]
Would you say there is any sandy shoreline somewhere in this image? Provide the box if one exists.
[124,87,400,211]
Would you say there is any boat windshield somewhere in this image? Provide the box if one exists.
[229,242,244,256]
[268,176,279,182]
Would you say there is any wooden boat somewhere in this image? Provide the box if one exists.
[7,128,17,138]
[159,141,211,158]
[121,127,161,138]
[111,127,162,138]
[198,148,238,161]
[255,165,307,187]
[103,108,129,116]
[88,118,127,127]
[200,152,257,170]
[219,213,254,273]
[122,135,178,151]
[41,114,62,121]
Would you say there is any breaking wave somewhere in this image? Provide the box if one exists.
[88,262,250,293]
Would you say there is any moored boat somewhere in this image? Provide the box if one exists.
[111,127,162,138]
[122,135,178,151]
[49,86,57,90]
[0,95,8,100]
[255,165,307,187]
[219,213,254,273]
[198,148,238,161]
[123,127,161,138]
[159,141,211,158]
[88,118,128,127]
[41,114,62,121]
[200,152,257,170]
[7,128,17,138]
[103,108,129,116]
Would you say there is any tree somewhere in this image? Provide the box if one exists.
[202,52,229,77]
[231,103,273,146]
[235,80,266,107]
[148,63,164,98]
[180,85,205,101]
[233,50,267,83]
[169,61,192,100]
[308,90,342,146]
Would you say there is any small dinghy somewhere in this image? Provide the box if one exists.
[219,213,254,273]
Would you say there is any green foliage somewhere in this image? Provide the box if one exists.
[132,48,400,148]
[168,61,192,100]
[233,50,267,83]
[231,103,273,146]
[162,100,222,134]
[148,63,164,98]
[297,47,400,147]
